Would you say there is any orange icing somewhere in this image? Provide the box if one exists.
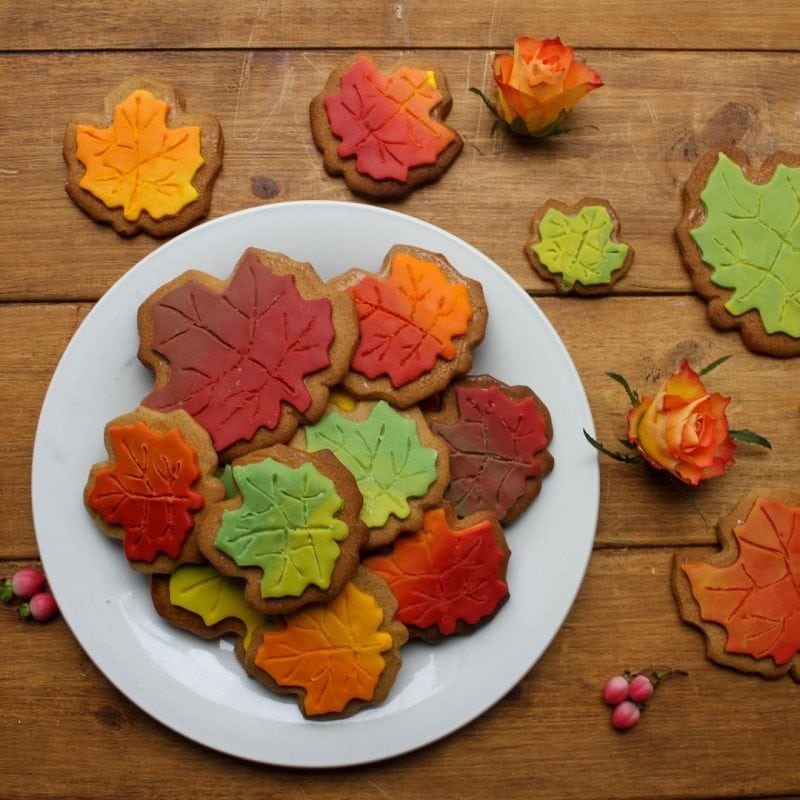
[76,89,204,221]
[347,252,472,387]
[254,581,392,715]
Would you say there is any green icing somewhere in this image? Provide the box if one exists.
[218,464,237,499]
[168,564,267,648]
[215,458,349,598]
[303,400,438,528]
[532,205,629,290]
[690,152,800,338]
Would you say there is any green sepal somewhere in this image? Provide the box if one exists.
[606,371,640,406]
[698,355,731,376]
[583,429,643,463]
[729,428,772,449]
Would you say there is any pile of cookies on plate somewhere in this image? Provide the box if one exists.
[83,242,554,718]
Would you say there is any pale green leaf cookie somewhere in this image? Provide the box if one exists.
[690,152,800,338]
[531,204,630,292]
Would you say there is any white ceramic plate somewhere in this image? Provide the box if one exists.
[32,201,598,768]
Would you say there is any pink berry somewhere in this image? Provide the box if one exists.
[19,591,58,622]
[11,568,45,600]
[612,700,641,731]
[629,674,654,702]
[603,675,630,705]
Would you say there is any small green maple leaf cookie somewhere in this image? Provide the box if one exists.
[677,146,800,357]
[525,197,633,294]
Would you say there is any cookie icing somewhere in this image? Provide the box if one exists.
[690,152,800,338]
[214,458,348,598]
[303,400,439,528]
[253,580,392,715]
[347,251,473,387]
[76,89,204,221]
[168,564,268,648]
[324,57,457,182]
[86,421,203,562]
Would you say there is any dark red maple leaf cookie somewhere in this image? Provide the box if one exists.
[425,375,554,524]
[138,248,358,460]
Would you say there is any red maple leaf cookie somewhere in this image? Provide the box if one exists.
[310,54,463,200]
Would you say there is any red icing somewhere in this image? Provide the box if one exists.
[142,252,335,451]
[87,422,204,562]
[346,252,471,388]
[432,385,549,518]
[364,508,508,635]
[324,57,457,182]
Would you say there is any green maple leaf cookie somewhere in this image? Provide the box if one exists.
[690,152,800,337]
[303,401,439,528]
[531,204,630,291]
[215,459,348,598]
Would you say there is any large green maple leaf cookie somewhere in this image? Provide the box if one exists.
[526,200,632,294]
[690,152,800,338]
[215,458,349,599]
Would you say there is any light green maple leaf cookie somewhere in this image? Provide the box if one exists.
[215,458,348,599]
[530,204,630,292]
[690,152,800,338]
[302,400,439,529]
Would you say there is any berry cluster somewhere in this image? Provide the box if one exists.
[603,667,686,731]
[0,568,58,622]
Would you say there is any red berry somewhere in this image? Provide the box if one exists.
[603,675,630,705]
[612,700,641,731]
[11,568,45,600]
[19,591,58,622]
[629,674,654,702]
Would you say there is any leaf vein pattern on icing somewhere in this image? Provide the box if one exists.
[215,458,348,598]
[143,252,335,450]
[690,153,800,337]
[682,496,800,665]
[324,58,456,182]
[304,401,438,528]
[347,252,472,387]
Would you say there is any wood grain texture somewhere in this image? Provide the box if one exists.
[1,49,797,300]
[2,549,800,799]
[1,1,799,51]
[4,5,800,797]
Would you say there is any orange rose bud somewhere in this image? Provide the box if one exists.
[486,36,602,136]
[626,361,736,486]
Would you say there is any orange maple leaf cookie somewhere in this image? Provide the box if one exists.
[84,406,224,573]
[63,77,223,237]
[329,244,488,408]
[310,53,463,200]
[245,567,408,718]
[673,489,800,681]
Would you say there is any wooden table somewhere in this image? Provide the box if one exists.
[3,3,800,797]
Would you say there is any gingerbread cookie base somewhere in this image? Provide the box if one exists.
[676,146,800,357]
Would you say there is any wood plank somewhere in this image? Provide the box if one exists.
[1,49,796,301]
[1,1,799,51]
[3,296,796,559]
[2,548,799,798]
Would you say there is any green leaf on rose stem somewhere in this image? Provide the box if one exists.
[698,355,731,376]
[0,581,12,603]
[583,429,643,463]
[617,437,638,450]
[729,429,772,449]
[606,371,640,406]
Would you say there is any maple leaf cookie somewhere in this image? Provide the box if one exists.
[524,198,633,294]
[424,374,554,524]
[195,444,368,616]
[310,53,463,200]
[84,406,224,573]
[137,247,359,461]
[364,505,510,642]
[677,146,800,357]
[673,489,800,682]
[63,76,223,237]
[330,244,488,408]
[244,566,408,719]
[292,399,450,550]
